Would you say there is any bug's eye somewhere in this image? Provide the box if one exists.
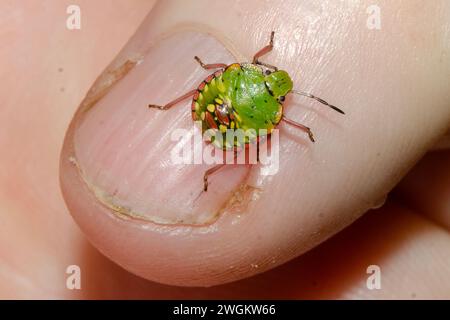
[278,96,285,102]
[265,70,272,75]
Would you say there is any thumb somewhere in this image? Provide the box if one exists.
[60,0,450,286]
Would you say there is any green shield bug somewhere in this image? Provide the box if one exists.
[148,32,345,191]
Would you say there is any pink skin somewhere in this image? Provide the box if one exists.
[1,0,450,298]
[73,33,250,225]
[62,0,450,287]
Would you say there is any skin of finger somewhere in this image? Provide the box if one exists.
[310,202,450,299]
[431,130,450,150]
[0,0,156,298]
[1,0,447,297]
[300,202,450,299]
[395,150,450,230]
[57,200,450,299]
[60,0,450,286]
[189,201,450,299]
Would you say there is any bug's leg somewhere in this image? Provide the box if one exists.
[203,164,226,192]
[203,150,241,191]
[257,61,278,72]
[281,115,315,143]
[194,56,227,70]
[148,89,197,110]
[291,90,345,115]
[252,31,278,71]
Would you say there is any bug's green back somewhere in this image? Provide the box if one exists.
[191,63,293,149]
[222,63,283,132]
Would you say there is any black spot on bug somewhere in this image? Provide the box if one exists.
[265,70,271,75]
[279,96,285,102]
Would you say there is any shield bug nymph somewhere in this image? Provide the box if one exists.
[148,32,345,191]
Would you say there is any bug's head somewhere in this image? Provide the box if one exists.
[264,70,293,102]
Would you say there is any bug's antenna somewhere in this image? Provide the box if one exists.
[291,90,345,115]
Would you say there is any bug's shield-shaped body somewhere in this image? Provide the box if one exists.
[191,63,289,150]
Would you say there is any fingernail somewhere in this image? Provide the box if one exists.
[73,31,248,225]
